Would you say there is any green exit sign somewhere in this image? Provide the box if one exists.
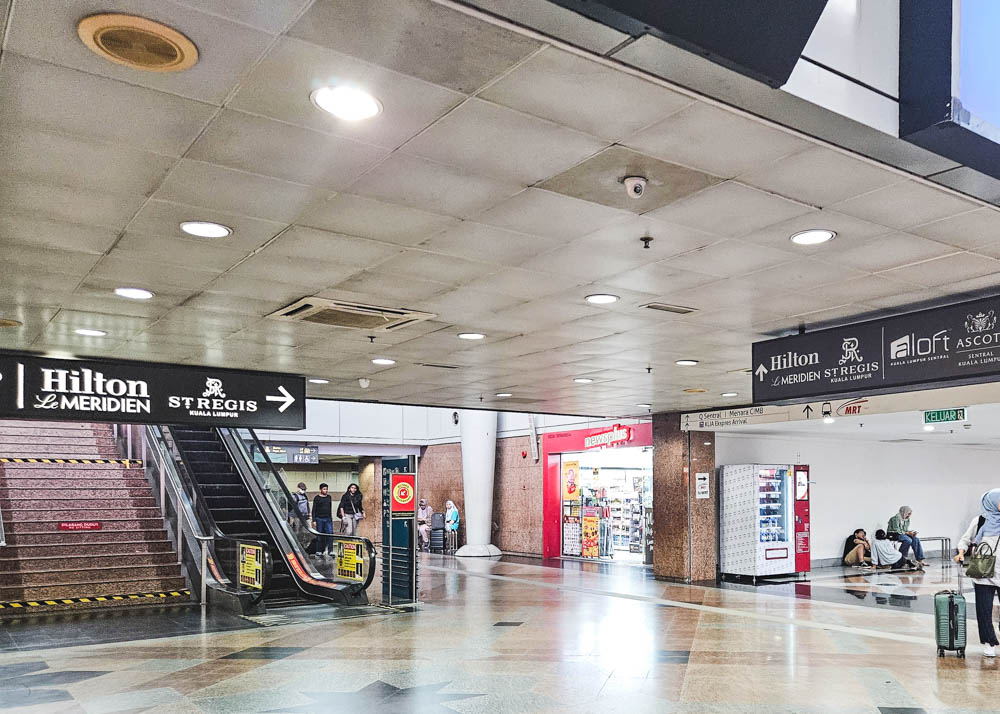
[923,408,968,424]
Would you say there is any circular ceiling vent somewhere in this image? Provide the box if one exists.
[77,14,198,72]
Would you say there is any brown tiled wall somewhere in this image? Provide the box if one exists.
[357,457,381,546]
[417,436,544,555]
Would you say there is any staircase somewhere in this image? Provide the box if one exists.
[0,421,188,613]
[170,426,305,607]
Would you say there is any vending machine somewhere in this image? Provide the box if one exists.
[719,464,811,579]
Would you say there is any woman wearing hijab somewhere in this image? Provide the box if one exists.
[337,483,364,536]
[887,505,928,567]
[445,500,460,553]
[955,489,1000,657]
[417,498,433,552]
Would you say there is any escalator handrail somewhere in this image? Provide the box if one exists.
[219,428,377,593]
[150,425,273,604]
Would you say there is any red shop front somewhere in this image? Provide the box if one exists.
[542,422,653,561]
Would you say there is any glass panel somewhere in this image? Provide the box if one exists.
[758,466,788,543]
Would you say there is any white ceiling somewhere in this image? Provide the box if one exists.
[2,0,1000,418]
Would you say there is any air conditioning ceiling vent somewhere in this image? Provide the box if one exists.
[640,302,697,315]
[268,297,436,332]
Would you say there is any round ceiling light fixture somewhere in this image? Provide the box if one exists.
[573,377,594,384]
[823,416,836,424]
[311,86,382,121]
[721,391,739,397]
[114,287,154,300]
[371,358,396,366]
[636,403,651,409]
[585,293,619,305]
[923,424,935,432]
[457,332,485,340]
[78,14,198,72]
[180,221,232,238]
[0,318,23,328]
[675,359,699,366]
[495,392,513,398]
[790,229,836,246]
[308,378,330,384]
[75,328,107,337]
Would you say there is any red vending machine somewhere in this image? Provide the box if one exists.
[793,464,811,574]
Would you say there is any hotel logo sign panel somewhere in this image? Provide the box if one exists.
[0,353,305,429]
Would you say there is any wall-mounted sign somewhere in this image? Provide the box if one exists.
[58,521,101,531]
[238,543,263,589]
[0,353,305,429]
[583,424,631,450]
[336,541,364,581]
[390,473,415,516]
[562,460,580,502]
[292,446,319,464]
[695,473,710,500]
[923,408,968,425]
[752,295,1000,404]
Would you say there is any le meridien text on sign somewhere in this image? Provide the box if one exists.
[0,353,305,429]
[752,295,1000,404]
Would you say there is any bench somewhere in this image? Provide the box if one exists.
[918,536,952,562]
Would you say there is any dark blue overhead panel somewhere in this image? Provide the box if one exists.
[544,0,828,87]
[900,1,1000,181]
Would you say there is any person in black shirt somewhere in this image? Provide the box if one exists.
[312,483,334,557]
[338,483,364,536]
[843,528,872,568]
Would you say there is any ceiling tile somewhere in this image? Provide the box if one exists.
[739,209,892,252]
[623,100,811,178]
[538,145,721,213]
[226,253,361,291]
[832,180,978,229]
[270,226,403,267]
[324,272,450,303]
[519,239,648,279]
[480,47,691,142]
[181,290,291,316]
[602,264,718,296]
[808,274,921,304]
[0,126,175,198]
[417,223,557,266]
[475,188,628,241]
[128,199,286,253]
[738,257,862,292]
[472,267,586,300]
[300,193,459,246]
[229,37,463,149]
[288,0,541,93]
[660,240,795,278]
[0,54,216,157]
[5,0,273,104]
[173,0,312,33]
[3,244,101,278]
[187,110,387,190]
[646,182,815,237]
[114,232,249,272]
[402,98,608,184]
[462,0,628,54]
[0,212,118,254]
[822,232,958,273]
[349,153,522,219]
[0,177,144,231]
[90,252,222,291]
[154,159,330,223]
[877,252,1000,288]
[412,288,525,321]
[908,208,1000,250]
[374,250,496,286]
[575,215,716,263]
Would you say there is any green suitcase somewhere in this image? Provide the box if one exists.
[934,577,967,658]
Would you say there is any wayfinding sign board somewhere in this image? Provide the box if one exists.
[0,353,305,429]
[753,296,1000,404]
[923,408,968,425]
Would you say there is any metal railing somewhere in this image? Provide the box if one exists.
[0,494,5,547]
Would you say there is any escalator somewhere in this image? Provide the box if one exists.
[165,425,375,609]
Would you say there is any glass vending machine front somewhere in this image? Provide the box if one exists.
[757,466,789,543]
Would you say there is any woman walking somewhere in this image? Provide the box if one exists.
[338,483,365,536]
[955,489,1000,657]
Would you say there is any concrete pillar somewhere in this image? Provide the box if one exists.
[455,410,501,557]
[357,457,381,547]
[652,412,717,581]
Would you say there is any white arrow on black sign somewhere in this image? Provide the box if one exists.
[755,364,769,381]
[265,385,295,413]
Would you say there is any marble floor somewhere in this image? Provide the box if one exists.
[1,555,997,713]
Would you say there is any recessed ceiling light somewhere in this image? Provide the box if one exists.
[180,221,232,238]
[371,358,396,366]
[683,388,707,393]
[923,424,935,432]
[676,359,699,366]
[311,86,382,121]
[585,294,619,305]
[308,378,330,384]
[75,328,106,337]
[636,403,651,409]
[574,378,594,384]
[721,391,739,397]
[457,333,485,340]
[495,392,513,398]
[790,229,836,246]
[0,318,23,328]
[823,416,835,424]
[114,287,154,300]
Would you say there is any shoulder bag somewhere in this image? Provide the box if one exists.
[966,537,997,579]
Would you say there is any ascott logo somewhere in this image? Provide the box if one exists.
[35,367,151,414]
[956,309,1000,350]
[889,330,949,360]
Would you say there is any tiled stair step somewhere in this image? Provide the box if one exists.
[5,529,169,545]
[3,563,182,586]
[0,478,150,489]
[0,446,121,456]
[0,421,108,430]
[1,540,174,557]
[0,576,189,602]
[0,464,141,475]
[0,425,112,436]
[0,438,119,451]
[6,518,168,533]
[3,507,162,521]
[0,488,155,500]
[0,552,179,572]
[0,497,157,509]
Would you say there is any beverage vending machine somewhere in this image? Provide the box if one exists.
[719,464,810,579]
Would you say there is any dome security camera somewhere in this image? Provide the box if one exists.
[623,176,647,199]
[358,378,371,389]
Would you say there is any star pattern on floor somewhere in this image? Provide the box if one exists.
[0,661,109,710]
[266,680,484,713]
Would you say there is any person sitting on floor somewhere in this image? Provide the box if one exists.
[873,529,915,570]
[843,528,872,569]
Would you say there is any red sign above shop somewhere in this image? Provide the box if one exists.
[583,424,632,450]
[58,521,101,531]
[390,473,416,514]
[543,422,651,454]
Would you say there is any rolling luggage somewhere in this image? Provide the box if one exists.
[430,512,445,554]
[934,571,966,658]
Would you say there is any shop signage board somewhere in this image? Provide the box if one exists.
[583,424,632,449]
[923,408,968,424]
[0,353,305,429]
[238,543,263,589]
[753,295,1000,404]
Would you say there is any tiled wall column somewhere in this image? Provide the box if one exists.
[652,412,717,582]
[357,456,381,547]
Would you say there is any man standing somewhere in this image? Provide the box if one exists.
[312,483,334,557]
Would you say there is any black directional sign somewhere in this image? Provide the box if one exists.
[0,353,305,429]
[753,295,1000,404]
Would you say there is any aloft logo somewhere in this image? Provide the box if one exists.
[889,330,949,359]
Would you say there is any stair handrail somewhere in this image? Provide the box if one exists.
[142,425,273,607]
[0,491,5,547]
[218,428,377,596]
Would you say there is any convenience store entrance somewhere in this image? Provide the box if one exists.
[541,423,653,562]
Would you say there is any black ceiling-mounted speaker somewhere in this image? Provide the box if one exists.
[545,0,829,88]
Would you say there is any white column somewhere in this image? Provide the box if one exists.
[455,409,501,557]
